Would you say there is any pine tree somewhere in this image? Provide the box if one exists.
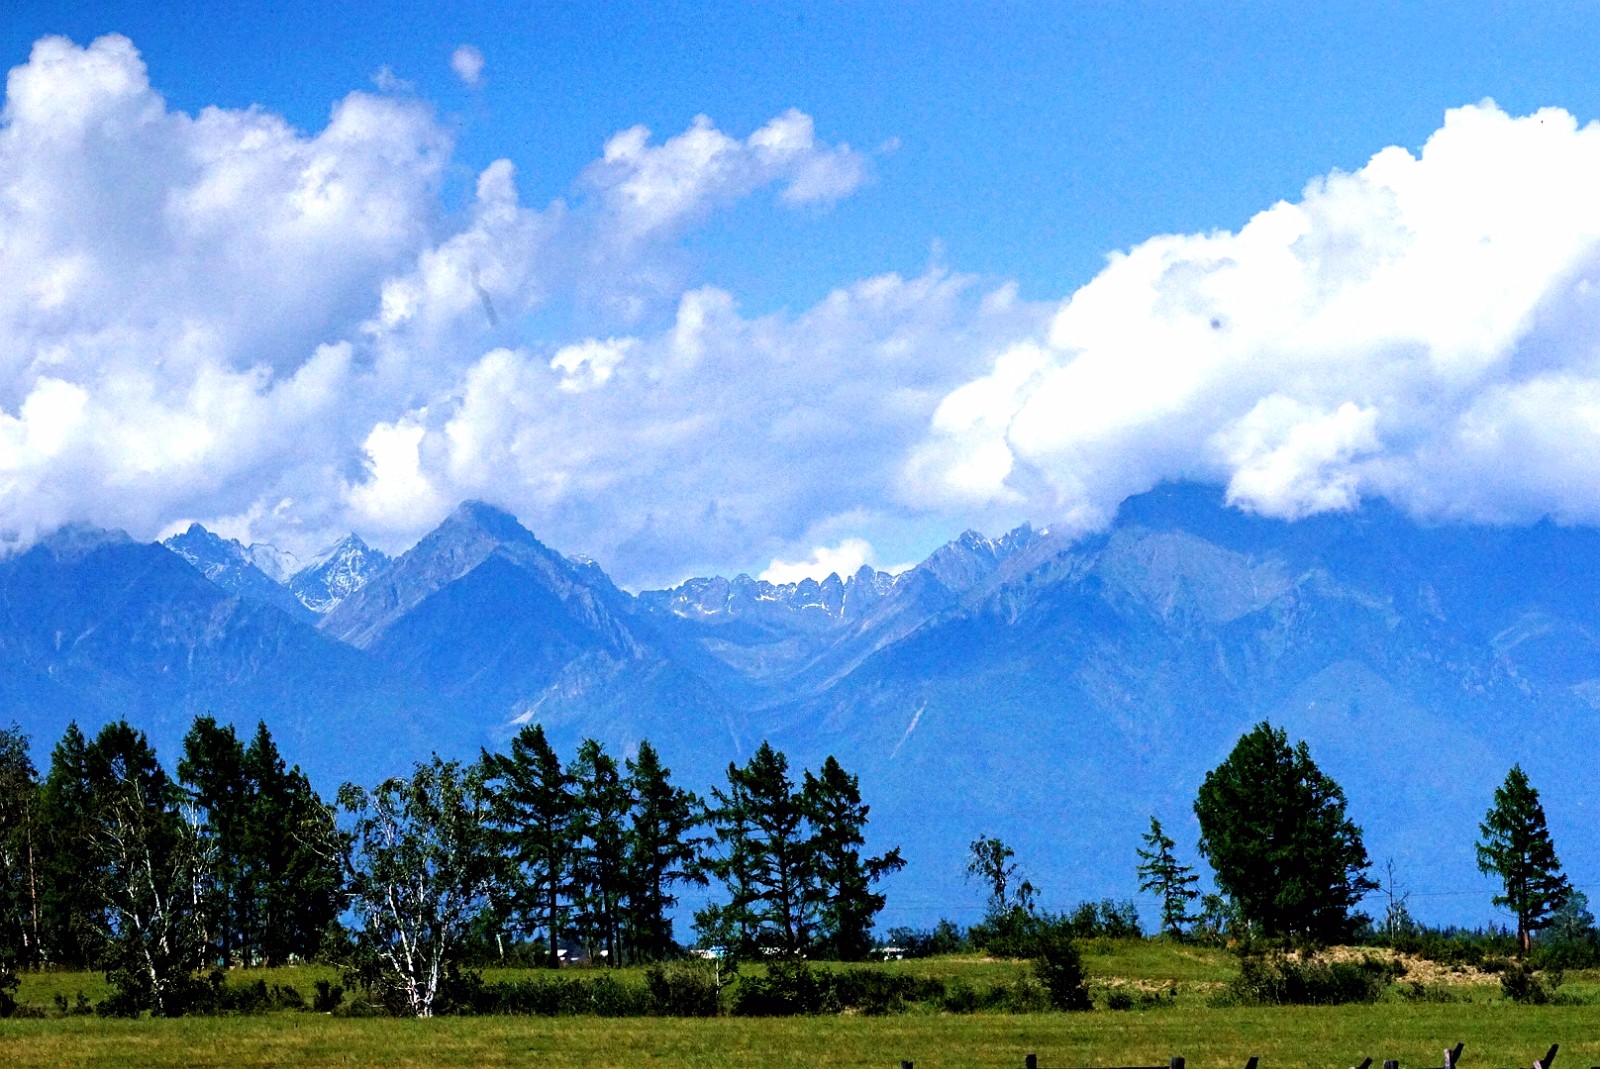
[622,741,701,963]
[570,739,629,965]
[482,724,576,967]
[1136,816,1199,939]
[1477,763,1571,954]
[802,756,904,960]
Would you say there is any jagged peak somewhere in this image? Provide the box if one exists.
[444,499,539,545]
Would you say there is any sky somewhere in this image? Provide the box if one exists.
[9,3,1600,587]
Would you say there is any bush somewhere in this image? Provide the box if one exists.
[1222,951,1395,1006]
[312,979,345,1013]
[1500,961,1555,1004]
[1032,925,1090,1011]
[644,962,721,1017]
[884,920,969,957]
[732,960,830,1016]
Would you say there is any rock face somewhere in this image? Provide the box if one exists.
[20,484,1600,927]
[164,524,315,622]
[289,535,390,614]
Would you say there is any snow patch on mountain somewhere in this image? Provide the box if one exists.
[289,535,392,614]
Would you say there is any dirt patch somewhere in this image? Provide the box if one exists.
[1308,945,1497,987]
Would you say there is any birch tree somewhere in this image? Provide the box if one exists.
[339,757,498,1017]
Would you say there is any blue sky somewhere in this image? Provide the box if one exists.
[9,3,1600,584]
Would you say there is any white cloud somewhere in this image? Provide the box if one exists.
[450,44,484,88]
[760,538,876,584]
[16,36,1600,588]
[914,101,1600,535]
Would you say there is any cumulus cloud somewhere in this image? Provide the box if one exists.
[13,34,1600,589]
[913,101,1600,533]
[450,44,484,88]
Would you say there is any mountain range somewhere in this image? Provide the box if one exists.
[5,483,1598,930]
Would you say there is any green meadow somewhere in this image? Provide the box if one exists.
[4,944,1597,1069]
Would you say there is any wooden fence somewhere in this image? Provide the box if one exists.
[896,1041,1573,1069]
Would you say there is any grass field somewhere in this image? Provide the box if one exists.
[3,945,1596,1069]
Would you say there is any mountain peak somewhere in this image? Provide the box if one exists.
[447,500,533,544]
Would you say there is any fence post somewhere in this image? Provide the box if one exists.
[1026,1056,1038,1069]
[1171,1057,1185,1069]
[1384,1060,1399,1069]
[900,1062,912,1069]
[1535,1046,1558,1069]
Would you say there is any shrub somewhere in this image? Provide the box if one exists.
[1222,951,1395,1006]
[1032,925,1090,1011]
[1500,961,1555,1004]
[644,962,721,1017]
[312,979,345,1013]
[732,960,830,1016]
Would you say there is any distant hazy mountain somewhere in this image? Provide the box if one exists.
[289,534,390,614]
[18,484,1600,928]
[163,523,315,622]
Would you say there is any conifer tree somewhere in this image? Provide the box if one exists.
[178,716,245,963]
[35,723,104,968]
[802,756,903,960]
[482,724,576,967]
[1136,816,1199,939]
[570,738,629,965]
[0,724,37,1009]
[622,741,701,962]
[1478,763,1571,954]
[699,743,814,956]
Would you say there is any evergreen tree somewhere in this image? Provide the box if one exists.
[178,716,245,964]
[570,739,629,965]
[83,721,206,1016]
[482,724,576,967]
[699,743,814,956]
[802,756,904,960]
[1136,816,1199,939]
[1477,763,1571,954]
[1194,722,1375,943]
[0,725,37,1010]
[622,741,701,963]
[241,722,342,965]
[339,756,497,1017]
[35,723,104,967]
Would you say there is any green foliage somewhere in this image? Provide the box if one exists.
[1221,950,1396,1006]
[1477,764,1571,954]
[1137,816,1199,938]
[339,756,499,1017]
[1194,721,1375,943]
[1032,924,1090,1010]
[1498,959,1556,1004]
[482,724,577,969]
[34,723,104,969]
[1064,899,1142,940]
[884,920,970,957]
[0,723,37,1005]
[622,742,702,963]
[570,739,629,966]
[802,756,904,961]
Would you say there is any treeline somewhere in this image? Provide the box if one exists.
[0,719,902,1018]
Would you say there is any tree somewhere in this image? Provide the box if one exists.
[570,739,629,965]
[802,756,904,960]
[1194,722,1375,943]
[339,756,497,1017]
[698,743,814,956]
[622,741,701,963]
[82,721,207,1016]
[965,834,1034,916]
[0,725,38,1012]
[1136,816,1199,939]
[1477,763,1571,954]
[240,722,343,966]
[34,723,103,968]
[178,716,246,964]
[482,724,576,967]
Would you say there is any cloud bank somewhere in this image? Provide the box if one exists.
[7,34,1600,586]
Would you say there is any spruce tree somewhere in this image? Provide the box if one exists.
[1136,816,1199,939]
[622,741,701,962]
[178,716,246,964]
[802,756,903,960]
[482,724,576,967]
[1477,763,1571,954]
